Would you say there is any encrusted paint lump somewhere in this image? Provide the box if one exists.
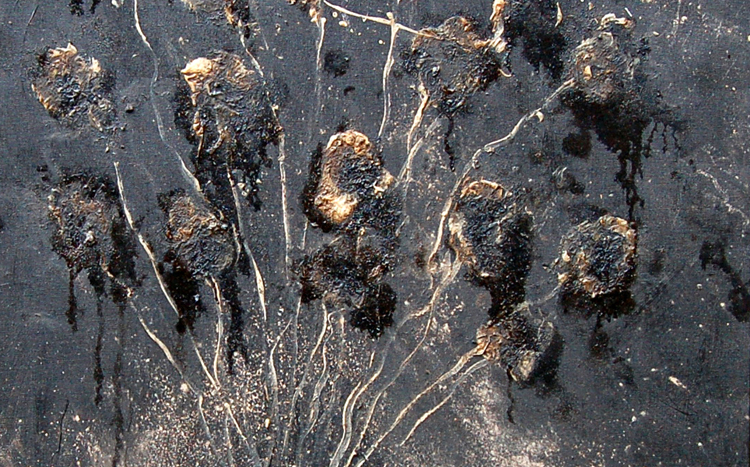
[32,44,116,132]
[558,214,637,298]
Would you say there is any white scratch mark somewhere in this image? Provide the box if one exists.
[133,0,202,194]
[697,169,750,228]
[400,359,488,446]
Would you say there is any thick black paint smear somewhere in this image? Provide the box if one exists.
[449,179,560,384]
[449,179,533,317]
[174,53,281,218]
[503,0,569,80]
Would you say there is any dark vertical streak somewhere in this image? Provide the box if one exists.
[111,304,126,467]
[54,400,69,459]
[219,274,249,375]
[443,118,456,172]
[94,299,104,407]
[506,373,516,424]
[67,269,78,332]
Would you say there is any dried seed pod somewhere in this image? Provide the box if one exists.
[558,214,637,298]
[405,17,505,115]
[160,190,235,277]
[32,44,116,132]
[448,179,533,315]
[476,310,561,384]
[303,130,396,231]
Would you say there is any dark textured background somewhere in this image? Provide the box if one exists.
[0,0,748,465]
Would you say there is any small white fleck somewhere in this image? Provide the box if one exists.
[669,376,687,390]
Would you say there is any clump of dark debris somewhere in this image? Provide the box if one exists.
[298,235,396,338]
[404,16,507,116]
[558,214,637,299]
[32,44,117,132]
[175,53,282,215]
[159,189,235,278]
[48,171,137,330]
[298,130,400,338]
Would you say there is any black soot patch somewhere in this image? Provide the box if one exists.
[560,22,676,218]
[323,50,350,77]
[69,0,101,15]
[500,0,568,80]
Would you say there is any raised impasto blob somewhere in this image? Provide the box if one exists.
[160,189,235,278]
[32,44,116,132]
[48,171,137,330]
[404,16,506,116]
[299,130,400,338]
[448,179,533,317]
[175,53,281,215]
[558,214,637,299]
[303,130,396,232]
